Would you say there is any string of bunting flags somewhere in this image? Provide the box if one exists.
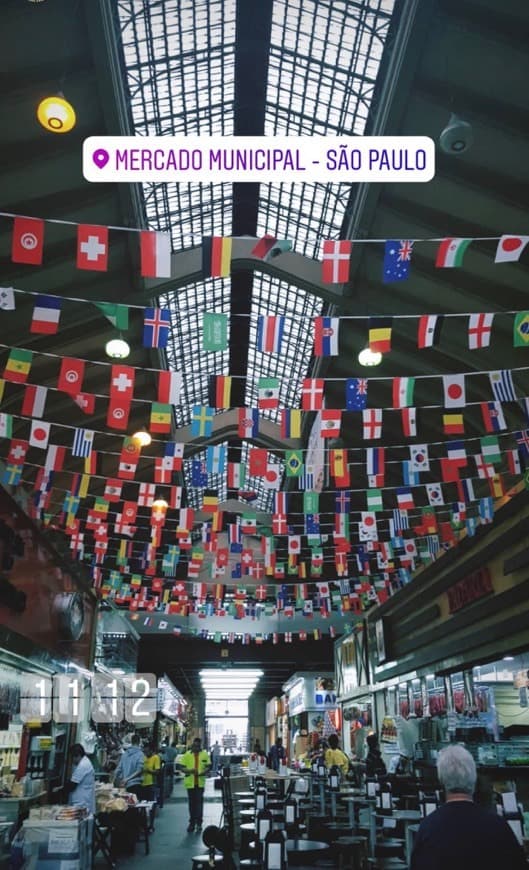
[3,285,529,354]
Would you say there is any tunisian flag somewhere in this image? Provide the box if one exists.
[12,217,45,265]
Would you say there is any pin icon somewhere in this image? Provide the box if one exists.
[93,148,109,169]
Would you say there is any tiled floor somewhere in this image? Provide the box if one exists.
[94,778,224,868]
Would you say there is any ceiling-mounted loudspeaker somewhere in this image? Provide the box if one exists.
[439,113,473,155]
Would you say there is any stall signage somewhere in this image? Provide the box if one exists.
[288,687,305,716]
[447,567,493,614]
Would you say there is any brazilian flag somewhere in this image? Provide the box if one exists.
[285,450,304,477]
[514,312,529,346]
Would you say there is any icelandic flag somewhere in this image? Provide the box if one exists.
[143,307,170,348]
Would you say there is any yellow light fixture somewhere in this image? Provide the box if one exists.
[358,346,382,367]
[37,95,76,134]
[152,498,168,509]
[132,430,152,448]
[105,338,130,359]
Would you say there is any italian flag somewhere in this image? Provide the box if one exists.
[435,237,472,268]
[140,231,172,278]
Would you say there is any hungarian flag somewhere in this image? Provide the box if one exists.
[314,317,339,356]
[468,313,493,349]
[257,315,285,353]
[30,295,61,334]
[417,314,443,348]
[22,385,47,418]
[58,358,85,395]
[140,230,171,278]
[435,238,472,268]
[321,240,352,283]
[369,317,392,353]
[202,236,232,277]
[157,370,181,405]
[495,235,529,263]
[11,217,45,265]
[3,349,32,383]
[77,225,108,271]
[302,379,324,410]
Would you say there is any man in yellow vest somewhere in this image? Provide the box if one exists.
[176,737,212,832]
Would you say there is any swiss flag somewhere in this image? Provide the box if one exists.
[11,217,45,265]
[110,365,135,400]
[77,225,109,271]
[74,393,95,415]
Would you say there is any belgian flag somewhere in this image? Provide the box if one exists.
[202,236,232,278]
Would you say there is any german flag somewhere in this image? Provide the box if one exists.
[443,413,464,435]
[368,317,392,353]
[150,402,172,433]
[202,236,232,278]
[209,374,232,409]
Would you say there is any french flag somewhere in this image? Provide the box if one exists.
[257,315,285,353]
[140,231,172,278]
[30,295,61,334]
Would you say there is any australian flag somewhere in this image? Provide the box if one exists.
[191,459,208,487]
[383,239,413,282]
[346,378,368,410]
[305,514,320,535]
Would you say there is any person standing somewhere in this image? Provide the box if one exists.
[211,740,222,773]
[65,744,95,814]
[113,734,145,797]
[324,734,350,777]
[365,732,387,778]
[410,744,526,870]
[142,743,161,801]
[177,737,212,832]
[268,737,286,771]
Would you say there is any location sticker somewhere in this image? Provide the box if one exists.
[92,148,109,169]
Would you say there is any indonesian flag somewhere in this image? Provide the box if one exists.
[321,240,352,283]
[157,370,182,405]
[58,358,85,395]
[495,235,529,263]
[435,238,472,268]
[77,225,108,271]
[140,230,171,278]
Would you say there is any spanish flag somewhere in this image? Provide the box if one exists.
[202,236,232,278]
[3,348,33,383]
[150,402,172,433]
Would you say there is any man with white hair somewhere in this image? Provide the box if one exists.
[411,744,526,869]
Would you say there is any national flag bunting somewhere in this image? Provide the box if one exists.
[417,314,443,348]
[513,312,529,347]
[238,408,259,438]
[29,421,50,450]
[280,409,301,439]
[362,409,382,439]
[481,402,506,433]
[401,408,417,437]
[71,428,94,458]
[468,313,493,349]
[157,370,182,405]
[3,349,32,384]
[77,224,108,271]
[346,378,368,410]
[314,317,339,356]
[369,317,392,353]
[140,230,171,278]
[58,358,85,395]
[202,236,232,277]
[435,238,472,268]
[257,315,285,353]
[443,374,466,408]
[383,239,413,282]
[143,307,170,348]
[11,217,45,265]
[495,235,529,263]
[202,313,228,351]
[320,409,341,438]
[191,406,214,437]
[489,370,516,403]
[321,240,352,283]
[95,302,129,330]
[257,377,279,409]
[443,413,464,435]
[150,402,172,433]
[22,384,47,418]
[302,379,324,410]
[30,295,61,334]
[392,377,415,408]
